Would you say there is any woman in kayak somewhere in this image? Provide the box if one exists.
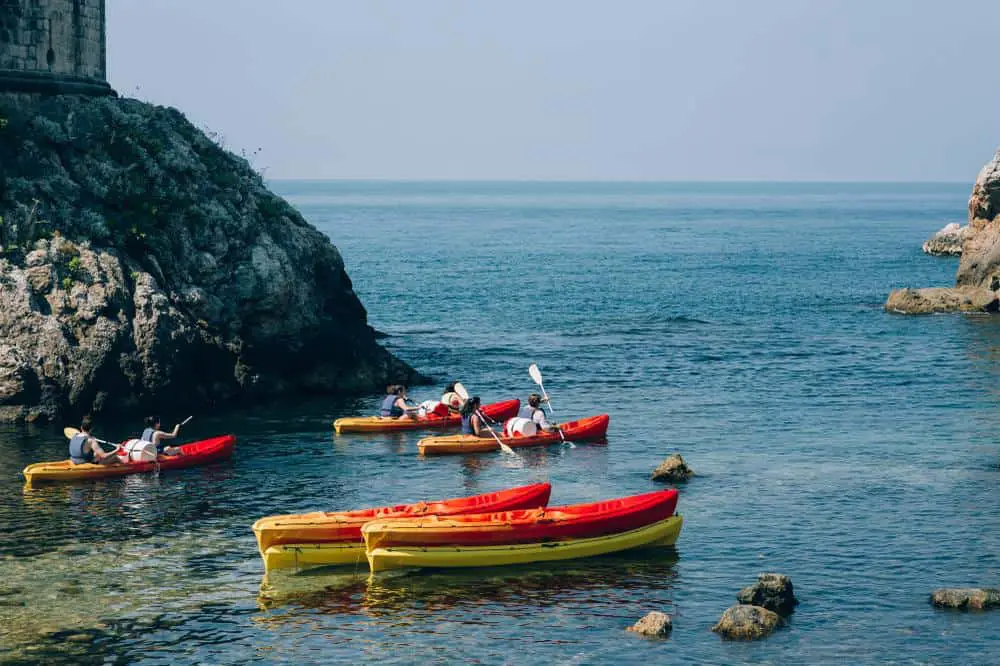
[460,396,490,436]
[519,394,558,432]
[68,416,120,465]
[141,415,183,456]
[380,385,418,420]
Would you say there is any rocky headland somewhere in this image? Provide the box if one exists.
[886,149,1000,314]
[0,92,423,423]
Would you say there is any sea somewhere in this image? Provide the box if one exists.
[1,181,998,664]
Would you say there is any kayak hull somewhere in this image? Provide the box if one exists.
[22,435,236,484]
[362,489,678,549]
[418,414,610,455]
[366,515,683,572]
[262,542,368,572]
[252,482,553,571]
[333,399,520,434]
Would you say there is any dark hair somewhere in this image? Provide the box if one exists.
[445,382,456,393]
[80,415,93,432]
[395,385,407,395]
[145,415,160,427]
[528,393,542,408]
[460,395,481,417]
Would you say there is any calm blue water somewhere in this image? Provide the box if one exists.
[3,181,999,664]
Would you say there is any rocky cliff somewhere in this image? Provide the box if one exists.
[0,92,423,423]
[886,149,1000,314]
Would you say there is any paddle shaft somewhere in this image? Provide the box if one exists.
[476,409,518,456]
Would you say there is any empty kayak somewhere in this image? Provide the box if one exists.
[365,515,683,572]
[333,398,520,434]
[22,435,236,484]
[252,482,552,571]
[418,414,610,455]
[362,489,678,549]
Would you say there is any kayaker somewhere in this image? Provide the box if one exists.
[68,416,120,465]
[460,396,490,436]
[440,382,466,412]
[519,394,558,432]
[380,385,418,420]
[140,415,182,456]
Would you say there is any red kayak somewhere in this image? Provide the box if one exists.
[22,435,236,484]
[418,414,610,455]
[362,489,679,548]
[334,398,520,433]
[252,482,553,553]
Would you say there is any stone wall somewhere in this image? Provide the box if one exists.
[0,0,112,95]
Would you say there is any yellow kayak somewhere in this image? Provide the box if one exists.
[333,399,519,433]
[261,542,368,572]
[364,515,683,572]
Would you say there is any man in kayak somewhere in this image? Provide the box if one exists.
[68,416,121,465]
[380,385,418,420]
[141,415,183,456]
[519,394,558,432]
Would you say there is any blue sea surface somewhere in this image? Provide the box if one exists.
[2,181,998,664]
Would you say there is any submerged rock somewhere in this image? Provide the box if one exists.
[0,93,424,422]
[626,611,672,637]
[887,148,1000,314]
[930,588,1000,610]
[652,453,693,483]
[736,573,799,616]
[711,604,783,640]
[922,222,970,256]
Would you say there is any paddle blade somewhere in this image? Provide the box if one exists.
[454,382,470,401]
[63,427,79,439]
[528,363,543,385]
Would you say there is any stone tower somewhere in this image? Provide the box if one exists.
[0,0,113,95]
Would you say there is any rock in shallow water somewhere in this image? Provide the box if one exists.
[922,222,970,256]
[626,611,672,637]
[930,588,1000,610]
[736,573,799,615]
[884,287,999,314]
[651,453,693,483]
[712,604,783,640]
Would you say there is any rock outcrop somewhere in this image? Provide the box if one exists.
[626,611,672,637]
[922,223,970,256]
[711,605,783,640]
[930,588,1000,610]
[887,148,1000,314]
[651,453,693,483]
[0,93,423,422]
[736,573,799,616]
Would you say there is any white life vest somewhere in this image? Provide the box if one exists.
[121,438,157,462]
[503,417,538,438]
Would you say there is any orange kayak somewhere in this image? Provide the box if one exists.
[362,489,678,549]
[418,414,610,455]
[22,435,236,484]
[333,398,520,433]
[251,482,553,554]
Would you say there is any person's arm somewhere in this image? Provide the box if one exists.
[472,414,487,437]
[156,425,180,444]
[88,438,114,461]
[533,410,556,432]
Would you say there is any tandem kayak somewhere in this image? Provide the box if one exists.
[333,398,520,434]
[362,489,678,549]
[22,435,236,484]
[365,515,683,572]
[252,482,552,572]
[417,414,610,455]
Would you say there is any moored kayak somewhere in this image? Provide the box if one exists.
[365,515,683,572]
[362,489,678,549]
[418,414,610,455]
[22,435,236,484]
[252,482,552,571]
[333,398,520,434]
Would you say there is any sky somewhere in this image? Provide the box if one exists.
[107,0,1000,181]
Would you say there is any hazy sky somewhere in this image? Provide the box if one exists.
[108,1,1000,181]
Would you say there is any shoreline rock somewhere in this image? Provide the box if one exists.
[736,573,799,616]
[922,222,969,256]
[884,287,999,315]
[0,93,427,422]
[652,453,693,483]
[711,604,783,640]
[930,588,1000,610]
[626,611,672,637]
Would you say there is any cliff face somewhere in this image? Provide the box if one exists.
[886,148,1000,314]
[0,93,423,422]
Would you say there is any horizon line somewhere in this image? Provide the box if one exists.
[264,177,971,185]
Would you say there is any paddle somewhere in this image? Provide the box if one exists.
[527,364,571,445]
[453,383,519,457]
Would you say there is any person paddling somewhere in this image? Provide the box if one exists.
[68,415,120,465]
[380,385,418,420]
[141,415,183,456]
[519,393,558,432]
[460,396,490,436]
